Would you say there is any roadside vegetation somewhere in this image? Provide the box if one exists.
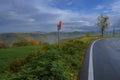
[0,45,42,72]
[0,36,101,80]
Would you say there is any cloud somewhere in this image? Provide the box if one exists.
[111,1,120,13]
[104,1,120,30]
[63,20,92,27]
[95,5,105,10]
[0,0,106,33]
[108,14,120,28]
[92,1,120,30]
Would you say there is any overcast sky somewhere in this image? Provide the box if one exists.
[0,0,120,33]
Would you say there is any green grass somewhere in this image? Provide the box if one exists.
[0,45,41,72]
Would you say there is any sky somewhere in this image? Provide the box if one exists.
[0,0,120,33]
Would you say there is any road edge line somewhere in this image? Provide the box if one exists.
[88,40,99,80]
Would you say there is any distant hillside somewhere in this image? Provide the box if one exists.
[0,32,85,46]
[0,33,44,46]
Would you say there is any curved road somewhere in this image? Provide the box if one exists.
[78,38,120,80]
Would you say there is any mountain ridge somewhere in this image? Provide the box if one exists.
[0,32,85,46]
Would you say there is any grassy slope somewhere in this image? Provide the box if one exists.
[0,36,102,80]
[0,45,41,72]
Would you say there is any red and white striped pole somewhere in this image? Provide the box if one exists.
[57,21,62,48]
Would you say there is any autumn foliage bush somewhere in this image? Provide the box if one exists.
[0,42,8,48]
[12,40,39,47]
[28,40,39,46]
[12,40,28,47]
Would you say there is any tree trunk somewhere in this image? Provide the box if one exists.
[101,28,104,37]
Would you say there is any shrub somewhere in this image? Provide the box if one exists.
[24,53,36,63]
[10,59,23,73]
[8,49,71,80]
[13,40,28,47]
[28,40,39,46]
[0,42,8,48]
[85,32,91,37]
[61,40,84,55]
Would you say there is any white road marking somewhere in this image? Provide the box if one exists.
[88,40,98,80]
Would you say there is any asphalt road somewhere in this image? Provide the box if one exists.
[78,38,120,80]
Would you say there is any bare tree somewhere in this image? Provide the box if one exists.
[97,15,109,37]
